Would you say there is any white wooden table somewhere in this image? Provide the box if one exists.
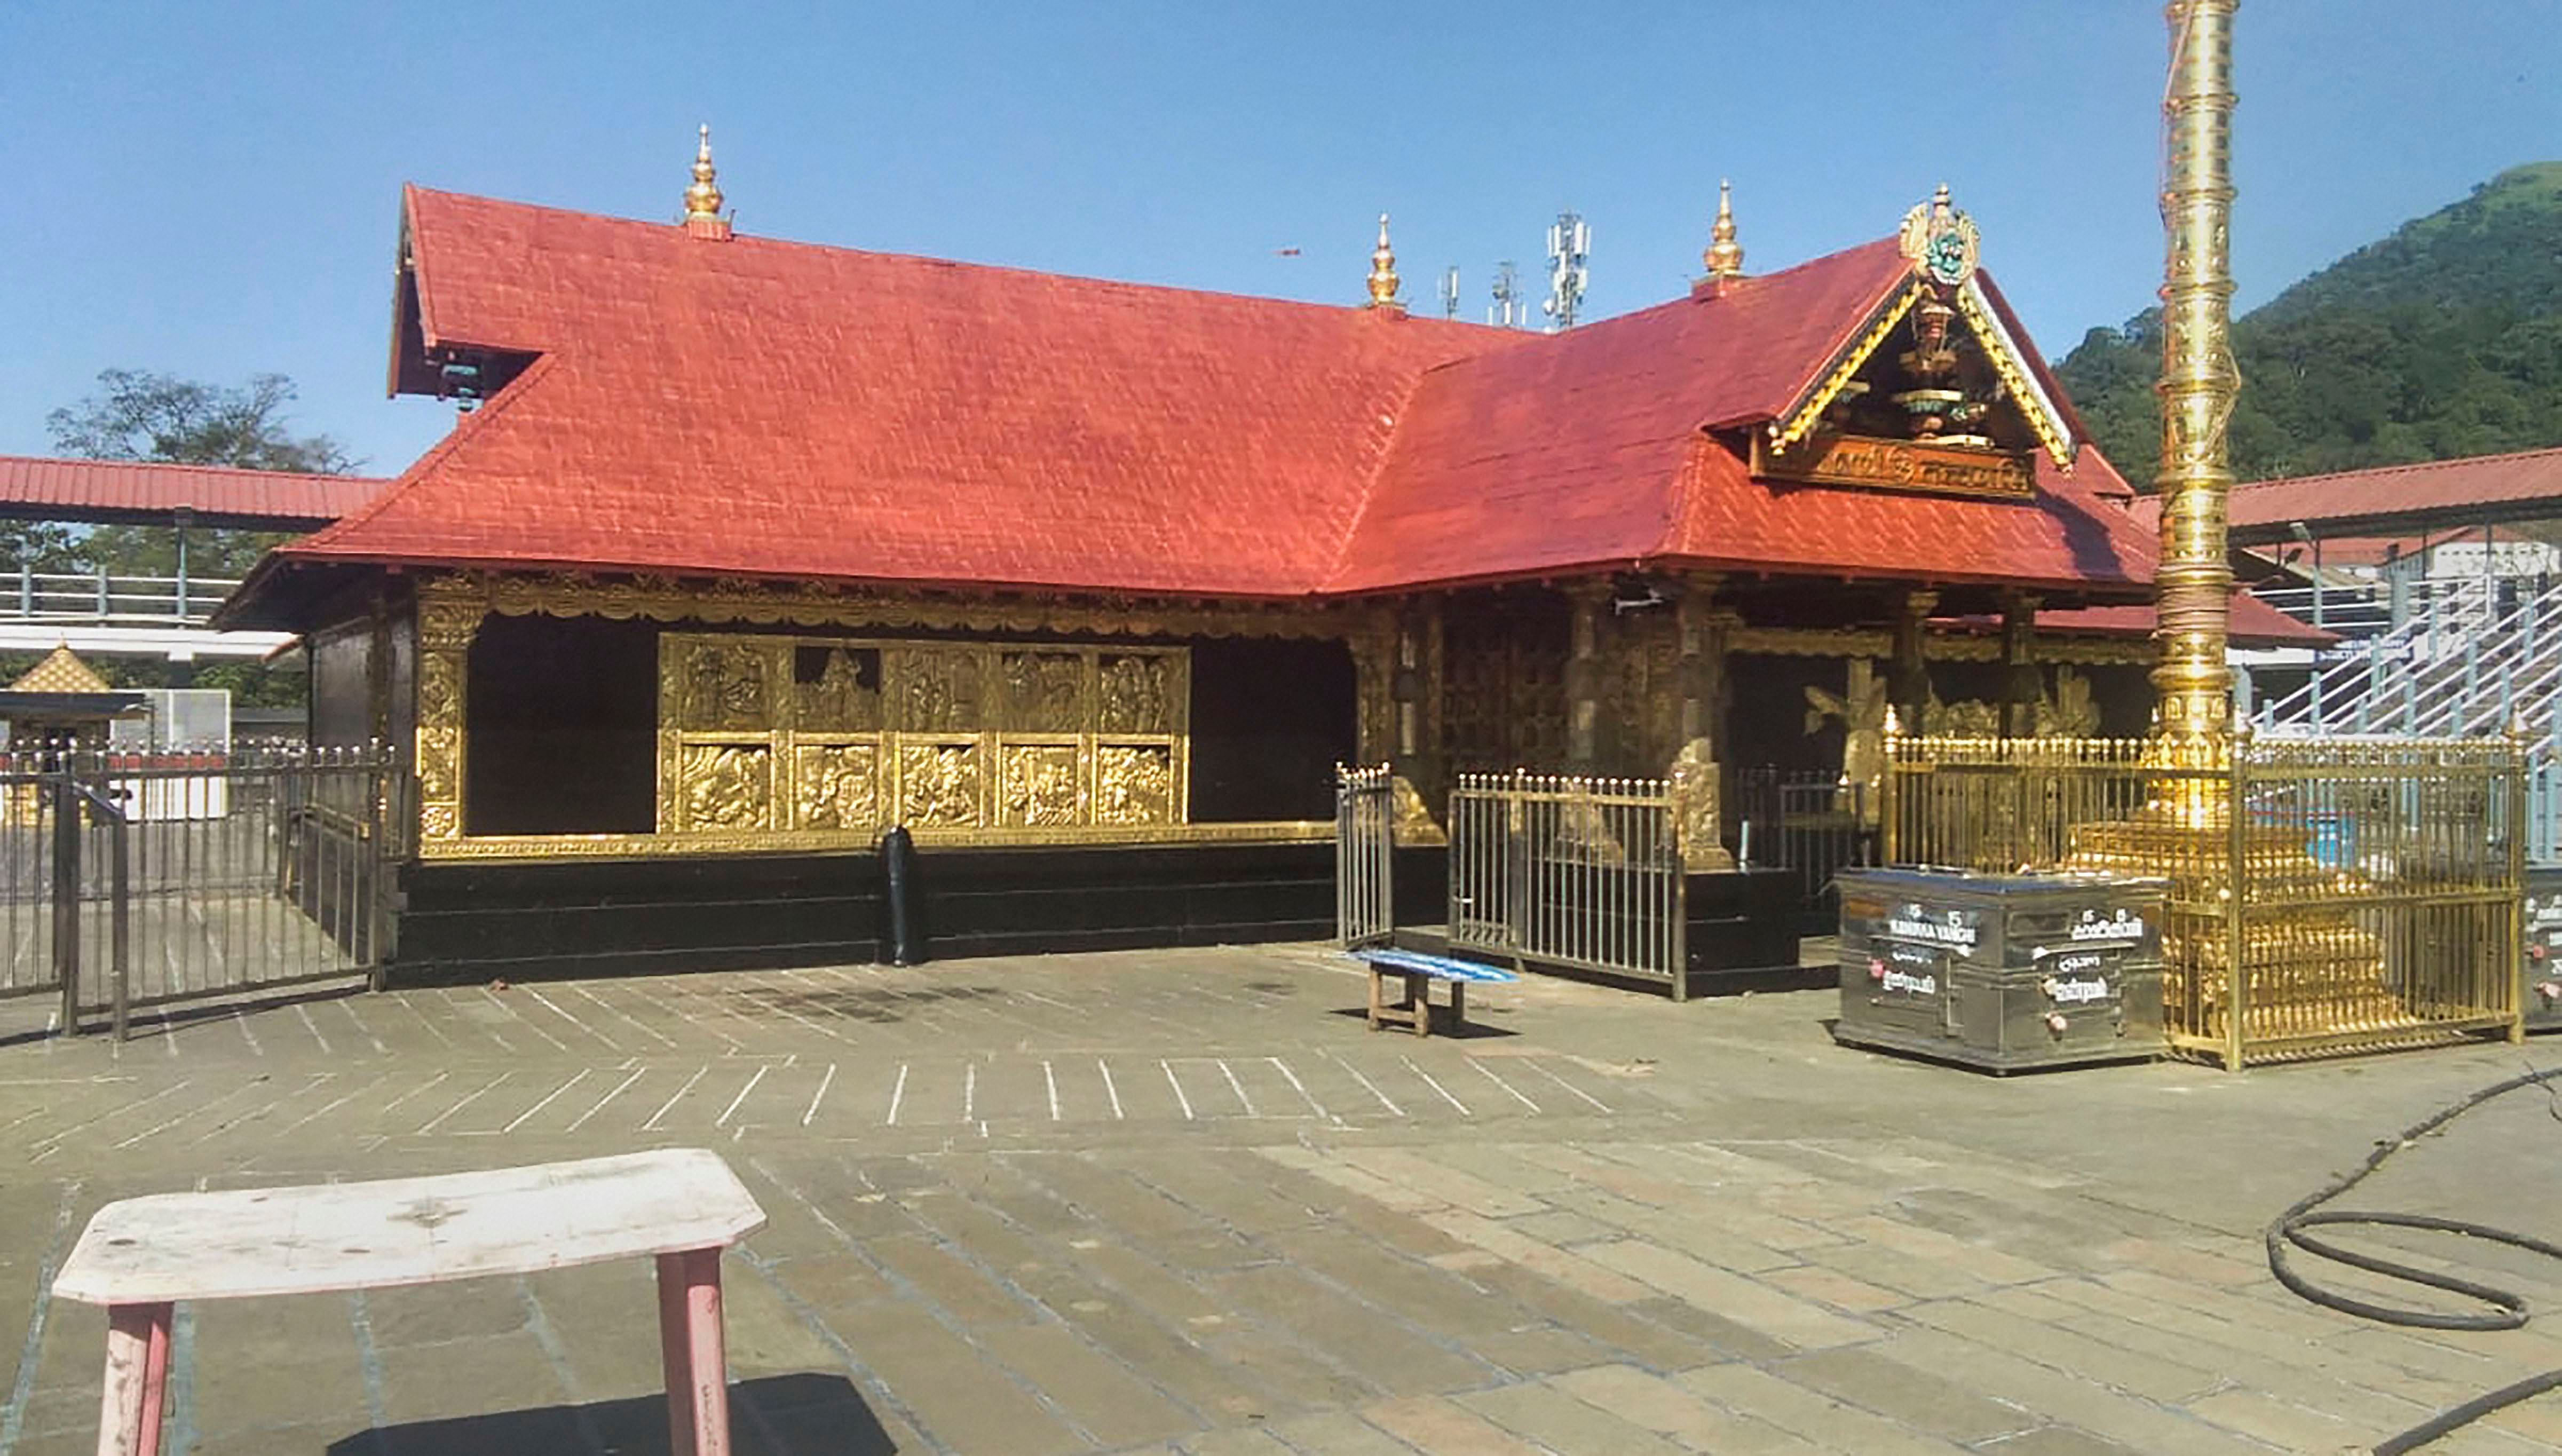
[50,1148,768,1456]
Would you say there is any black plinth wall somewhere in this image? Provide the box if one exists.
[1685,867,1804,977]
[392,841,1438,985]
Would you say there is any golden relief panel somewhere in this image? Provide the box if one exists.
[676,743,774,832]
[1098,654,1174,735]
[793,741,881,830]
[795,646,880,732]
[897,741,983,827]
[677,641,776,731]
[1001,653,1085,733]
[891,647,983,732]
[1096,743,1175,825]
[1000,742,1084,826]
[648,630,1185,846]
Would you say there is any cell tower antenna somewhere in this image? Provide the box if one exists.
[1542,210,1590,331]
[1489,260,1522,328]
[1438,266,1461,321]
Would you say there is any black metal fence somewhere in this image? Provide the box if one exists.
[1731,767,1876,934]
[0,742,393,1038]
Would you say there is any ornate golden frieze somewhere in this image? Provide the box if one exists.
[658,632,1190,843]
[1732,627,1893,658]
[1726,626,2150,667]
[1768,280,1927,450]
[428,570,1368,641]
[1953,278,2077,469]
[409,571,1366,860]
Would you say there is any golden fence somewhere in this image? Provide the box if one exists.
[1881,730,2526,1066]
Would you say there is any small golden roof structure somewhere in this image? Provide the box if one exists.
[1704,179,1745,279]
[682,124,731,240]
[1365,213,1403,312]
[10,646,112,694]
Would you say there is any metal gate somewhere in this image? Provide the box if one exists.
[1448,771,1689,999]
[1335,763,1395,948]
[0,743,393,1039]
[1733,766,1876,933]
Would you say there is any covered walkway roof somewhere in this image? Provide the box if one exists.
[0,455,386,531]
[2185,447,2562,545]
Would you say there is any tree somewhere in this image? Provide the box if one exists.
[38,370,359,709]
[46,369,354,474]
[45,369,358,582]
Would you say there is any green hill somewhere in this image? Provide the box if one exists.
[2054,161,2562,487]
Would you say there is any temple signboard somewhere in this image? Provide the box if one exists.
[1752,434,2034,501]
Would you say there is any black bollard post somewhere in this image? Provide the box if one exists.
[880,825,923,967]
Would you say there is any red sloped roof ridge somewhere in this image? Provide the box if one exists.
[0,455,383,527]
[283,185,2156,601]
[2231,445,2562,531]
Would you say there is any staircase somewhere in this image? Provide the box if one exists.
[2254,573,2562,856]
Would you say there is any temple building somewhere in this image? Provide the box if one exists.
[219,137,2317,979]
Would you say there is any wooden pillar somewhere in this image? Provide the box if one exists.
[413,581,486,848]
[1890,589,1937,732]
[1351,608,1397,770]
[1670,577,1737,871]
[1389,597,1447,842]
[1563,581,1609,771]
[1999,590,2042,739]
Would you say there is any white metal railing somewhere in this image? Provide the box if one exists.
[2258,576,2562,733]
[2253,570,2562,858]
[0,568,248,628]
[1448,771,1690,999]
[1334,764,1395,949]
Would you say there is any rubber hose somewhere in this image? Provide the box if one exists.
[2266,1062,2562,1453]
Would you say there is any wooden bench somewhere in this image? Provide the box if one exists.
[1350,948,1519,1036]
[51,1148,766,1456]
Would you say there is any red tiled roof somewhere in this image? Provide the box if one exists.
[272,186,2156,605]
[1337,251,2150,592]
[0,455,382,528]
[295,187,1504,597]
[2225,446,2562,542]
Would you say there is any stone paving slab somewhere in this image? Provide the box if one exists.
[2,944,2561,1453]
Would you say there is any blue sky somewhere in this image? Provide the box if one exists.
[3,1,2556,477]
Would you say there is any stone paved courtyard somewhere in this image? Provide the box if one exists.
[5,945,2562,1454]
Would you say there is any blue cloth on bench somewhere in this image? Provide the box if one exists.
[1347,948,1519,984]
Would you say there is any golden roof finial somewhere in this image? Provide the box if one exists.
[684,123,725,222]
[1703,179,1745,279]
[1365,213,1403,311]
